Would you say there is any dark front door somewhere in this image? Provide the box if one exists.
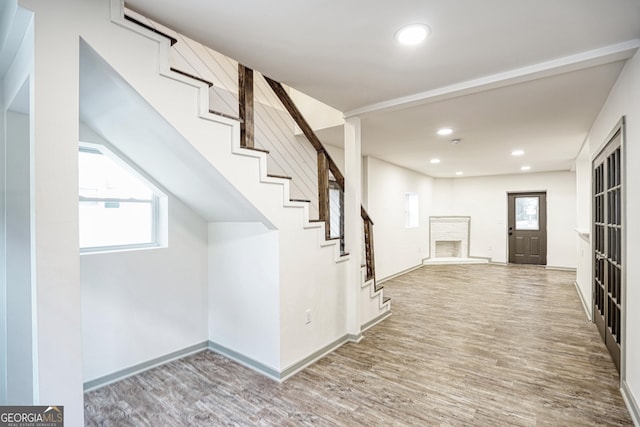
[508,192,547,265]
[593,126,623,372]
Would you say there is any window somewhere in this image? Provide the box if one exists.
[405,192,419,228]
[515,196,539,230]
[79,144,164,252]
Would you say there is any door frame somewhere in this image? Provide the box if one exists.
[591,116,626,379]
[506,191,548,265]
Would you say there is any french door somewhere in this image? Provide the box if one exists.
[593,125,623,372]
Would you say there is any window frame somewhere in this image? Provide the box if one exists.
[79,143,164,254]
[405,192,419,229]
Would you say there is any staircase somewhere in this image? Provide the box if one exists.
[82,0,390,380]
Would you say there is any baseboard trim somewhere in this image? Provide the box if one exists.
[574,280,592,321]
[209,334,360,383]
[207,341,281,380]
[422,257,489,265]
[279,334,357,381]
[546,265,577,272]
[362,310,392,332]
[621,380,640,426]
[83,341,209,392]
[378,264,423,284]
[83,330,380,392]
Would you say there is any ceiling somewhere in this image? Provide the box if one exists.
[126,0,640,177]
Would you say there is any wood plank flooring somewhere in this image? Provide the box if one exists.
[84,264,632,426]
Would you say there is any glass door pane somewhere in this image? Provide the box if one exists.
[515,196,539,230]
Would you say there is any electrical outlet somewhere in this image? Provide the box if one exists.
[305,309,311,324]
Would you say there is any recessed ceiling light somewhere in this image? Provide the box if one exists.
[395,24,430,46]
[430,158,441,164]
[521,166,531,171]
[437,128,453,136]
[450,138,462,145]
[512,150,525,156]
[455,171,464,176]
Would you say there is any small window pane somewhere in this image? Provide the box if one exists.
[79,146,160,251]
[79,150,152,200]
[79,201,153,248]
[405,192,419,228]
[515,196,539,230]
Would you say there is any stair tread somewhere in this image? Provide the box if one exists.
[290,198,311,203]
[242,146,269,154]
[267,174,292,180]
[208,109,242,122]
[124,15,178,46]
[374,284,383,292]
[170,67,214,87]
[340,252,350,257]
[383,296,391,304]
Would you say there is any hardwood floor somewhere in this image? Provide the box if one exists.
[84,264,632,426]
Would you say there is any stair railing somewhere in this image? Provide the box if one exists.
[361,207,376,283]
[258,75,345,242]
[122,8,375,278]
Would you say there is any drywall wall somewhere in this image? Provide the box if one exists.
[0,87,5,405]
[209,219,350,375]
[208,222,280,371]
[4,110,33,403]
[81,192,208,382]
[325,143,345,173]
[575,143,592,317]
[19,0,85,422]
[277,217,349,370]
[579,48,640,419]
[1,4,32,404]
[364,156,435,280]
[434,171,577,267]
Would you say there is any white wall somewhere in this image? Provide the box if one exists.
[1,6,34,405]
[278,218,349,369]
[19,1,85,422]
[208,222,280,371]
[578,49,640,416]
[363,156,576,271]
[209,218,351,375]
[364,156,434,280]
[81,193,209,382]
[435,171,577,267]
[575,143,592,317]
[4,110,34,404]
[0,81,5,405]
